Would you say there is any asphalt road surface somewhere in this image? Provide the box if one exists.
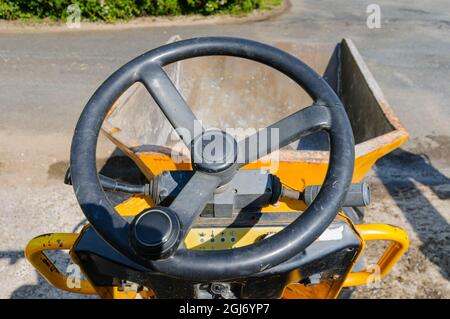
[0,0,449,298]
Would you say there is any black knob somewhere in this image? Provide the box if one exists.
[129,207,181,259]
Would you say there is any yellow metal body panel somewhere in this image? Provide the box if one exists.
[94,286,155,299]
[283,281,343,299]
[184,227,282,250]
[131,128,408,191]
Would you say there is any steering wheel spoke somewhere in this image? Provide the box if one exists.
[139,63,202,146]
[237,103,332,166]
[169,171,221,237]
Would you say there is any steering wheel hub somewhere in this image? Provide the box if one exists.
[191,130,238,174]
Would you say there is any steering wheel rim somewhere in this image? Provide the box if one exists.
[70,37,355,281]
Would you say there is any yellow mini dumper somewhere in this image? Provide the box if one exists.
[26,37,409,299]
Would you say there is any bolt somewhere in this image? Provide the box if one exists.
[210,283,227,294]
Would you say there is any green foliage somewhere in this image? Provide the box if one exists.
[0,0,264,21]
[0,1,19,19]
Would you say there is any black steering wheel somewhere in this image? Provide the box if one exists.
[70,37,355,281]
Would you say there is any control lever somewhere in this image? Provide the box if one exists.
[280,182,371,207]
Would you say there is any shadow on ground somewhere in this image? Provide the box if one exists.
[6,150,143,298]
[374,148,450,280]
[0,250,95,298]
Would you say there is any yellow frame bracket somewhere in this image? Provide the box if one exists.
[25,233,96,295]
[343,224,409,287]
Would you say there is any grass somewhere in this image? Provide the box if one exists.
[0,0,284,24]
[260,0,282,11]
